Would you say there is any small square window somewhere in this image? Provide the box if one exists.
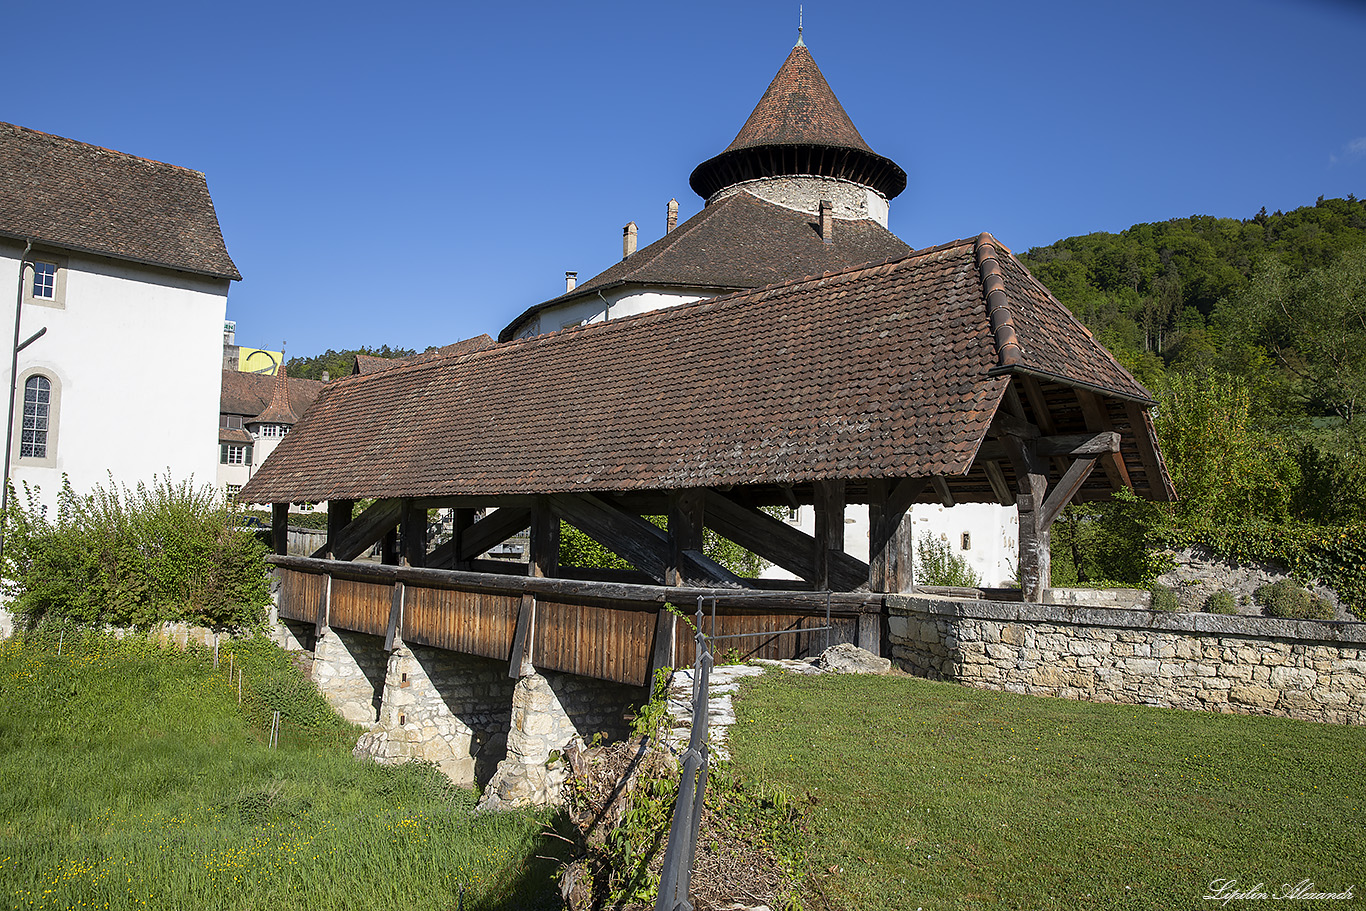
[226,484,242,502]
[32,262,57,300]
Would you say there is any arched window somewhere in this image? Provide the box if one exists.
[21,375,51,458]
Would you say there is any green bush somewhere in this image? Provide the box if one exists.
[3,474,271,629]
[1148,584,1179,612]
[1202,590,1237,614]
[916,532,982,588]
[1254,579,1334,621]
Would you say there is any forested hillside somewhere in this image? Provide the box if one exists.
[285,344,417,381]
[1020,196,1366,601]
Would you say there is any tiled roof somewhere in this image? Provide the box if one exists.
[499,193,910,341]
[219,428,254,444]
[689,45,906,201]
[723,44,873,154]
[242,234,1162,505]
[354,336,496,375]
[0,122,240,280]
[253,364,299,425]
[220,370,324,419]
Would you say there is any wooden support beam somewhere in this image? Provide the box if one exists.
[426,506,533,569]
[667,490,705,587]
[271,503,289,556]
[868,478,926,593]
[649,607,677,682]
[552,492,668,582]
[384,581,404,651]
[1124,401,1167,497]
[315,498,400,561]
[400,500,427,568]
[1075,389,1132,491]
[983,461,1015,506]
[681,549,745,589]
[813,480,846,591]
[976,431,1120,464]
[1039,456,1101,530]
[324,499,355,557]
[315,575,331,639]
[1003,428,1051,604]
[509,594,534,678]
[931,476,955,508]
[857,611,882,656]
[703,490,869,591]
[527,497,558,579]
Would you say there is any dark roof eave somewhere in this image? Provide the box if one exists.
[689,143,907,202]
[0,228,241,281]
[985,363,1155,407]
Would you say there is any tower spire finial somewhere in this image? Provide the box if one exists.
[796,5,804,46]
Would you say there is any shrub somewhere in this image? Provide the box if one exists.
[3,474,271,629]
[1202,590,1237,614]
[916,533,982,588]
[1148,584,1179,612]
[1254,579,1333,620]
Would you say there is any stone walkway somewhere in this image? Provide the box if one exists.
[664,658,821,760]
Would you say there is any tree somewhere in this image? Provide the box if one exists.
[286,345,416,381]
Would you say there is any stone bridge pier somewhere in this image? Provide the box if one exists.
[284,621,648,806]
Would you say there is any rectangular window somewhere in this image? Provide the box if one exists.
[225,484,242,502]
[961,533,972,551]
[219,443,252,465]
[219,414,244,430]
[31,262,57,300]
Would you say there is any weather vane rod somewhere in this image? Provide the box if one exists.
[798,5,804,45]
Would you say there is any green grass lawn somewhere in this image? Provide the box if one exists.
[0,630,561,911]
[727,671,1366,911]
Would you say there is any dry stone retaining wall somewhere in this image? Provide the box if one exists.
[887,595,1366,725]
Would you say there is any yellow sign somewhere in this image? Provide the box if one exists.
[238,348,283,375]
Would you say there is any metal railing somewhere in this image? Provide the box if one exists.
[653,596,833,911]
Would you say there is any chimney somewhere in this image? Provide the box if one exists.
[820,200,834,244]
[666,198,679,233]
[565,271,578,293]
[321,369,330,382]
[623,222,638,259]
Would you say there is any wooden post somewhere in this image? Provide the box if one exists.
[271,502,289,556]
[400,499,427,568]
[1003,434,1051,603]
[868,478,924,593]
[813,480,846,591]
[527,496,559,580]
[326,499,354,559]
[450,507,475,569]
[666,490,705,587]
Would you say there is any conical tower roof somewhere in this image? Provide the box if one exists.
[690,42,906,202]
[253,361,298,425]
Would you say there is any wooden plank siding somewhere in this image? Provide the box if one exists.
[401,585,520,660]
[328,578,393,637]
[531,599,655,687]
[277,568,326,625]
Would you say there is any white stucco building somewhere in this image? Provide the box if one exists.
[0,122,240,514]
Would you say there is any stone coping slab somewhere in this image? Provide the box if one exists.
[886,594,1366,645]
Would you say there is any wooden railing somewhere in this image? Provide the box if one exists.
[268,555,885,686]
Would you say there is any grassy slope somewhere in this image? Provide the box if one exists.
[0,631,561,911]
[727,672,1365,911]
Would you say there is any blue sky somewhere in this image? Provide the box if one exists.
[11,0,1365,357]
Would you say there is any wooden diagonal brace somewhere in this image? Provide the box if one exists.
[1039,456,1101,530]
[703,490,869,591]
[314,498,403,561]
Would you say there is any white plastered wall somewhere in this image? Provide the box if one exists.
[759,502,1019,588]
[0,242,229,515]
[514,284,727,339]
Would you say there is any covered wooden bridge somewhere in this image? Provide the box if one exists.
[242,233,1174,689]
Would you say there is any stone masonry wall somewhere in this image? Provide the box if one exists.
[355,642,516,787]
[478,669,648,811]
[312,627,388,725]
[887,595,1366,725]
